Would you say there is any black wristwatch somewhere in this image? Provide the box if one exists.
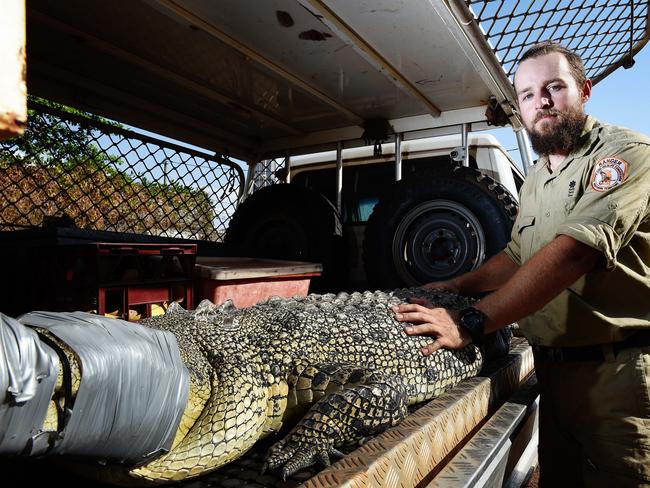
[458,307,486,346]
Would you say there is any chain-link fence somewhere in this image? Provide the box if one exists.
[467,0,649,84]
[0,99,244,241]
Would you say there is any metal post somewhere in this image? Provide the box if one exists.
[285,155,291,183]
[240,160,256,203]
[336,141,343,213]
[395,132,402,181]
[461,122,470,167]
[515,128,535,176]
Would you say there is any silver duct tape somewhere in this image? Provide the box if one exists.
[0,313,59,455]
[18,311,190,465]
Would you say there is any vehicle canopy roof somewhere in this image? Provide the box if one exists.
[290,133,508,167]
[26,1,650,160]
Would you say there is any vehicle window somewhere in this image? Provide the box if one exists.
[512,168,524,193]
[293,155,457,223]
[293,165,393,223]
[358,196,379,221]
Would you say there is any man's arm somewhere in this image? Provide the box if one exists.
[435,250,519,295]
[477,234,600,332]
[393,234,601,355]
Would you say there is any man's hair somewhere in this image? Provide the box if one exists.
[519,41,587,88]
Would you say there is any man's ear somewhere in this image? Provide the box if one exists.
[581,78,593,103]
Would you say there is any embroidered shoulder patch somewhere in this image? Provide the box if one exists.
[591,156,628,192]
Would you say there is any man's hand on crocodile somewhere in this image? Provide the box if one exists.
[392,298,471,355]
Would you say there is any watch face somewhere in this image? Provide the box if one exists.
[462,309,484,329]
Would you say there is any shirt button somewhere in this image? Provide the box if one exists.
[545,211,550,217]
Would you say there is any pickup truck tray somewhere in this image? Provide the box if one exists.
[194,337,535,488]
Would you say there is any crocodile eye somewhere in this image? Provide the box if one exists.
[221,315,240,331]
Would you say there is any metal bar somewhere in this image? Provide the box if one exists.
[395,133,402,182]
[515,128,535,176]
[241,161,256,203]
[285,155,291,184]
[153,0,363,125]
[336,141,343,213]
[461,123,470,167]
[298,0,442,117]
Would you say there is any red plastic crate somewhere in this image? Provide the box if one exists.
[92,243,196,320]
[195,257,322,309]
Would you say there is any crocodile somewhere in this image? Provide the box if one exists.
[29,288,509,485]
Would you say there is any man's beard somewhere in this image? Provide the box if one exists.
[527,105,587,156]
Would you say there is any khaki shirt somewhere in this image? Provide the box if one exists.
[505,116,650,346]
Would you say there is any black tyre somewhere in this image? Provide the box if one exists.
[363,167,518,289]
[224,184,345,292]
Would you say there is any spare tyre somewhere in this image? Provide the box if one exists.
[224,184,345,292]
[363,166,518,289]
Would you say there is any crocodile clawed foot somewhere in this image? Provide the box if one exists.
[265,439,340,480]
[279,446,329,481]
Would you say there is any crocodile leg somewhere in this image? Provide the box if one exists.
[264,368,408,480]
[286,362,376,414]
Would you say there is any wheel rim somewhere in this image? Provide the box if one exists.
[392,199,486,285]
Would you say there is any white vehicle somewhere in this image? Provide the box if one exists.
[1,1,647,488]
[227,133,523,290]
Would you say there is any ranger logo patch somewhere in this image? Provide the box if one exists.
[591,157,628,192]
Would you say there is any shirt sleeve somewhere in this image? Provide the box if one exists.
[556,144,650,270]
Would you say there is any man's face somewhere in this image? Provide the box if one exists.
[514,52,591,156]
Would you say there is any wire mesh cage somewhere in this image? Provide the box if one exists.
[466,0,649,84]
[249,157,289,194]
[0,99,244,242]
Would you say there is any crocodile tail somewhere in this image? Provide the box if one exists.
[129,368,269,484]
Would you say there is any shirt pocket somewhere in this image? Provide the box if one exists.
[563,196,578,216]
[517,215,536,260]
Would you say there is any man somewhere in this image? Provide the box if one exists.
[392,41,650,487]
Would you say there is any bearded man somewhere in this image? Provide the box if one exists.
[392,41,650,487]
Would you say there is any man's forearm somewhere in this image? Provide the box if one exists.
[476,235,601,333]
[453,251,519,294]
